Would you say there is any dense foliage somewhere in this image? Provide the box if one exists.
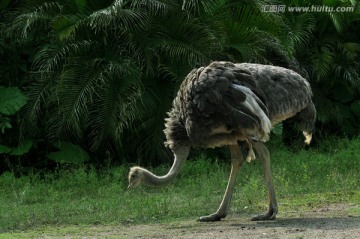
[0,0,360,171]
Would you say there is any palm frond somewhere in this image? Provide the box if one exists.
[311,48,335,81]
[33,40,97,74]
[6,2,63,41]
[22,71,58,136]
[88,0,149,33]
[128,77,177,163]
[283,13,315,54]
[181,0,220,15]
[131,0,178,15]
[48,58,104,140]
[220,3,288,63]
[154,12,218,65]
[88,60,143,152]
[52,14,85,41]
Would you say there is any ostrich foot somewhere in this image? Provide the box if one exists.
[197,213,225,222]
[251,208,277,221]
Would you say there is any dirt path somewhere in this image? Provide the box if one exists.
[31,203,360,239]
[114,203,359,239]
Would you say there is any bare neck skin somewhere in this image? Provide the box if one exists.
[142,147,190,186]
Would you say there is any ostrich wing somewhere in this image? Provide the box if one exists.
[182,62,271,146]
[235,63,315,125]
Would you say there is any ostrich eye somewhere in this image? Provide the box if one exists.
[131,174,136,178]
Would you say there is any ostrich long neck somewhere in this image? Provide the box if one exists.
[142,147,190,186]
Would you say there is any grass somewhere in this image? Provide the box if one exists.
[0,137,359,235]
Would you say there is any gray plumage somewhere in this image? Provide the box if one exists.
[129,61,317,222]
[164,61,316,150]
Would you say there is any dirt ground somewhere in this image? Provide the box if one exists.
[31,203,359,239]
[109,203,360,239]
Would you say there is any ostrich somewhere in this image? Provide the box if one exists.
[128,61,316,222]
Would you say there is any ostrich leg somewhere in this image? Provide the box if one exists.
[251,141,278,221]
[197,144,244,222]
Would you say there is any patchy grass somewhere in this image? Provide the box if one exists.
[0,137,359,235]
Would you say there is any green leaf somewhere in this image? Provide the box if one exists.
[10,140,33,156]
[52,15,80,41]
[0,116,12,133]
[312,50,335,81]
[0,145,12,154]
[0,87,28,116]
[47,142,90,164]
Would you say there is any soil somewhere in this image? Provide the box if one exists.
[36,203,360,239]
[80,203,359,239]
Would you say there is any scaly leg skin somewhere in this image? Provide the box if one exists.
[251,141,278,221]
[197,144,244,222]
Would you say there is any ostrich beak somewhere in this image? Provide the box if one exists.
[127,181,138,189]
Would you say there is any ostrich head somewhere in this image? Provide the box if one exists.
[128,166,144,188]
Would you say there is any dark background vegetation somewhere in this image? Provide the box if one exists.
[0,0,360,173]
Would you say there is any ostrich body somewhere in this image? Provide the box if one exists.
[129,61,316,222]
